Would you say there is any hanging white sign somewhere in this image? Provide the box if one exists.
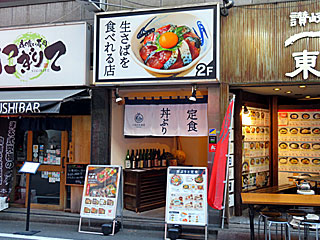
[124,103,208,136]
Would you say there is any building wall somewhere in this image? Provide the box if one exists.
[220,0,320,84]
[0,0,307,28]
[0,1,94,27]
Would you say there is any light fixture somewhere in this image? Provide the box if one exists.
[286,91,292,94]
[114,88,122,103]
[299,85,306,88]
[273,88,281,91]
[243,105,249,114]
[189,85,197,102]
[305,95,311,99]
[220,0,234,17]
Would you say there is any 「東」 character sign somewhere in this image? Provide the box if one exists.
[285,11,320,80]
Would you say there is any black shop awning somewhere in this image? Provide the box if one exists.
[0,89,90,115]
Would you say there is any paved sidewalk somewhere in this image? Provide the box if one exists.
[0,220,166,240]
[0,207,218,239]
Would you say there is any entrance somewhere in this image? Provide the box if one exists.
[14,129,68,210]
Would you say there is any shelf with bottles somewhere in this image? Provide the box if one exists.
[124,148,169,170]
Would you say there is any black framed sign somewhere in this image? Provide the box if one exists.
[93,3,219,85]
[66,164,87,186]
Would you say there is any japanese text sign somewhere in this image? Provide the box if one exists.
[285,11,320,80]
[94,4,219,85]
[124,103,208,136]
[0,22,89,88]
[0,119,17,197]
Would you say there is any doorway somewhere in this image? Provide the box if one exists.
[14,130,68,210]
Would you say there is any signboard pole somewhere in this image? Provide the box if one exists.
[25,173,32,232]
[15,162,41,236]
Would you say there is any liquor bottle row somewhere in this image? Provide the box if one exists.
[125,148,168,169]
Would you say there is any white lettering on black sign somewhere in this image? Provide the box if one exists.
[0,120,16,196]
[0,102,40,114]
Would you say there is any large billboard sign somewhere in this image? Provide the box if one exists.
[0,22,90,88]
[94,4,219,85]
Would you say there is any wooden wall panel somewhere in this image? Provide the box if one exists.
[70,115,91,213]
[221,1,320,84]
[72,116,91,164]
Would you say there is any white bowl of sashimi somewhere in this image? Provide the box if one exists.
[130,12,212,75]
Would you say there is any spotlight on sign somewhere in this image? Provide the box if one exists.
[243,105,249,114]
[115,88,123,103]
[189,85,197,102]
[221,0,234,16]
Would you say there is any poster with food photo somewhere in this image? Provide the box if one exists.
[165,167,207,226]
[278,109,320,173]
[94,4,218,85]
[80,165,121,220]
[242,106,270,190]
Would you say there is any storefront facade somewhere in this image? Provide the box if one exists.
[92,3,229,225]
[219,0,320,215]
[0,22,92,212]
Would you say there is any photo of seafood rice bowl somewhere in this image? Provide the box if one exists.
[130,12,212,75]
[139,24,201,70]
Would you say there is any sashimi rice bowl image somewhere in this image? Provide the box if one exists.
[131,13,211,75]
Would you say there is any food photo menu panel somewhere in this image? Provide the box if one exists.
[242,107,270,191]
[278,109,320,173]
[80,165,121,220]
[165,167,207,226]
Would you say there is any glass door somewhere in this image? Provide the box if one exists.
[25,130,68,210]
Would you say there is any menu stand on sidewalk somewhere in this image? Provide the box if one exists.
[78,165,123,236]
[164,167,208,240]
[14,161,41,236]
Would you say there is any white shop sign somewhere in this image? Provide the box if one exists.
[0,22,89,88]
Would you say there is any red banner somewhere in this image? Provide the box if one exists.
[208,98,234,210]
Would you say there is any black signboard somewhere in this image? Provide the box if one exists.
[66,164,87,185]
[0,118,17,197]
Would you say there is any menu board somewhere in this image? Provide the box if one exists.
[165,167,207,226]
[278,109,320,173]
[66,164,87,185]
[242,107,270,191]
[80,165,121,220]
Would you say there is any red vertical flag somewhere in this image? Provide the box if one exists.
[208,98,234,210]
